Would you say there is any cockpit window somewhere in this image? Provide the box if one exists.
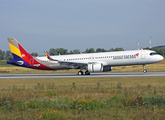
[150,52,158,56]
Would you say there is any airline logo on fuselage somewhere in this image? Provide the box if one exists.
[135,53,139,57]
[113,53,139,60]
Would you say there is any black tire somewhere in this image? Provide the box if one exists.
[78,71,83,75]
[143,69,147,73]
[85,71,90,75]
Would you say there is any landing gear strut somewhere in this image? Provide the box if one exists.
[143,65,147,73]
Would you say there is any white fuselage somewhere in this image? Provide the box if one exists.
[36,50,164,70]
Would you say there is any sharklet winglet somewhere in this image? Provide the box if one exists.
[44,51,58,61]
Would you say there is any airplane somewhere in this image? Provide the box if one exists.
[7,37,164,75]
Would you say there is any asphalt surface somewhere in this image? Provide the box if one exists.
[0,72,165,79]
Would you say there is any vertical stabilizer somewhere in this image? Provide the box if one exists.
[7,38,52,70]
[7,38,33,68]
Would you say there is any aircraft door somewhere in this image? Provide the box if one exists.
[141,51,145,59]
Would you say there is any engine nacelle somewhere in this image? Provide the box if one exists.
[87,63,112,72]
[87,63,103,72]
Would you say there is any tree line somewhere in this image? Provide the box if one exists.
[144,47,165,57]
[0,47,164,60]
[0,50,13,60]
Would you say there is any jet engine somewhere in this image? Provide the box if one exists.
[87,63,112,72]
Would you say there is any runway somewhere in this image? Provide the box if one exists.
[0,72,165,79]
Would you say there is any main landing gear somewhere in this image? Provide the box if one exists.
[143,65,147,73]
[77,71,90,75]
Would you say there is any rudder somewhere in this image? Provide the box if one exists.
[8,38,23,60]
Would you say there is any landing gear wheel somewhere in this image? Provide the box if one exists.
[78,71,83,75]
[85,71,90,75]
[143,69,147,73]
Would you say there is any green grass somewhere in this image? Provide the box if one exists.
[0,77,165,119]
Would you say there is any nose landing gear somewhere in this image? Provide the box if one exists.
[143,65,147,73]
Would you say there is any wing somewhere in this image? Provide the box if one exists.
[44,51,88,69]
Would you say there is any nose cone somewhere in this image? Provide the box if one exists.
[158,55,164,62]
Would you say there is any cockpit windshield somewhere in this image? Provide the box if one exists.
[150,52,158,56]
